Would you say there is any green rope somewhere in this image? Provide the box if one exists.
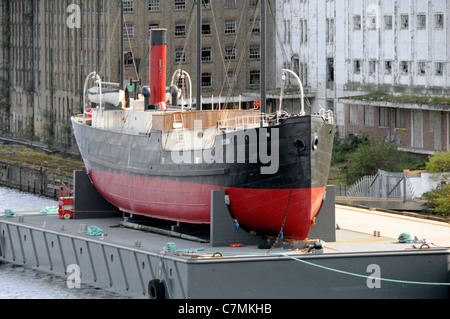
[4,210,15,217]
[398,232,414,243]
[198,250,450,287]
[87,226,103,236]
[278,253,450,287]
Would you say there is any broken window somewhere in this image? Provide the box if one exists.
[354,60,361,74]
[175,22,186,37]
[249,70,260,86]
[201,46,212,62]
[124,51,134,66]
[418,62,426,75]
[435,14,444,29]
[327,58,334,82]
[367,15,377,30]
[400,61,409,74]
[435,62,444,76]
[385,61,392,74]
[201,72,212,88]
[202,20,212,35]
[401,14,409,29]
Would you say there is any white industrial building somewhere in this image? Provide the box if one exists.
[270,0,450,154]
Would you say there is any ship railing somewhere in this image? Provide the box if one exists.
[217,113,276,133]
[318,108,334,124]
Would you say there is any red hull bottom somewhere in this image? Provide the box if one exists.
[89,170,326,240]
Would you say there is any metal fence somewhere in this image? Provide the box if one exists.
[347,170,415,201]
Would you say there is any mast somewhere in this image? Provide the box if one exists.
[196,0,202,110]
[120,0,124,89]
[260,0,266,114]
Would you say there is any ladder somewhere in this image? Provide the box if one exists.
[173,112,185,149]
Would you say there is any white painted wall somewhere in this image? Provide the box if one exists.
[272,0,449,133]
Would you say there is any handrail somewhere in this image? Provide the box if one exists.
[280,69,305,116]
[83,71,102,124]
[170,69,192,112]
[217,113,274,133]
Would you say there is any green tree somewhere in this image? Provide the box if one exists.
[346,136,405,184]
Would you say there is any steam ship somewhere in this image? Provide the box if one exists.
[71,27,335,240]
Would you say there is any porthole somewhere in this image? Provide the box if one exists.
[312,136,319,150]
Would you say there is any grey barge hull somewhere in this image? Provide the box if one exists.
[0,188,449,299]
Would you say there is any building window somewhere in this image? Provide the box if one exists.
[175,22,186,37]
[250,18,260,33]
[385,61,392,74]
[369,61,377,75]
[349,105,358,125]
[435,62,444,76]
[123,0,134,12]
[418,62,426,75]
[202,0,211,9]
[224,0,236,8]
[300,19,308,42]
[202,20,212,35]
[224,45,236,61]
[364,105,374,127]
[326,18,335,42]
[435,14,444,29]
[354,15,361,30]
[201,46,212,62]
[225,19,236,34]
[175,0,186,10]
[201,72,212,88]
[354,60,361,74]
[123,24,134,39]
[367,15,377,30]
[149,23,160,37]
[400,61,409,74]
[284,20,291,43]
[124,51,134,66]
[384,16,393,29]
[417,14,426,29]
[249,70,260,86]
[379,107,390,127]
[249,44,260,60]
[327,58,334,82]
[300,63,308,86]
[401,14,409,29]
[175,48,186,63]
[395,109,406,129]
[148,0,160,11]
[226,71,237,88]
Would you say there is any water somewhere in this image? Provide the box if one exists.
[0,186,128,299]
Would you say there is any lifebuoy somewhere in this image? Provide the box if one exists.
[148,279,165,299]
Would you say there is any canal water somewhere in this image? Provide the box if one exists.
[0,186,127,299]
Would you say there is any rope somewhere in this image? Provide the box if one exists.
[197,250,450,287]
[86,226,103,236]
[278,253,450,287]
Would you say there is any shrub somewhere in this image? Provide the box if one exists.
[425,149,450,173]
[422,183,450,217]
